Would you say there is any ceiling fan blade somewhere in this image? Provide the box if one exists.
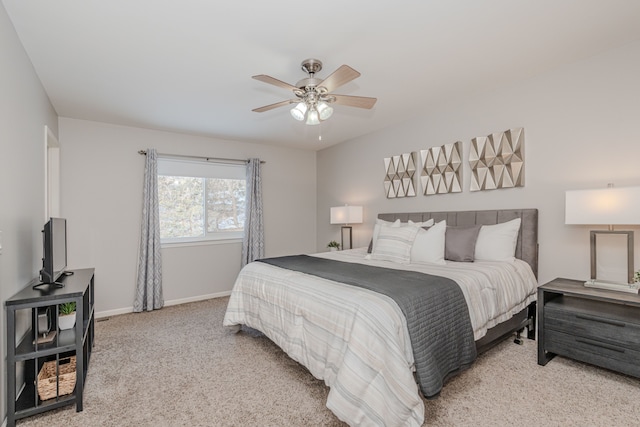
[252,99,295,113]
[331,94,377,109]
[318,65,361,93]
[252,74,299,92]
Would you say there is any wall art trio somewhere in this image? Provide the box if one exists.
[384,127,524,198]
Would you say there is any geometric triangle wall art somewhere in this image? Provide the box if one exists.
[419,141,462,195]
[384,152,417,198]
[469,127,524,191]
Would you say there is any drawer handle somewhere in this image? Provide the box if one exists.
[575,337,625,353]
[575,314,625,327]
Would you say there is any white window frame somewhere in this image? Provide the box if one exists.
[157,157,246,245]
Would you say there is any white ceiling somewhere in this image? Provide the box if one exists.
[4,1,640,151]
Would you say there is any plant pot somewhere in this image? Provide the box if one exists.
[330,247,338,252]
[58,313,76,330]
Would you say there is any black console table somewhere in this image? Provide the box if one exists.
[5,268,95,427]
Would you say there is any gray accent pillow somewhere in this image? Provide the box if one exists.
[445,225,481,262]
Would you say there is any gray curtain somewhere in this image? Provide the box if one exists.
[241,158,264,267]
[134,148,164,312]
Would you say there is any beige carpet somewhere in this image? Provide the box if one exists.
[17,297,640,426]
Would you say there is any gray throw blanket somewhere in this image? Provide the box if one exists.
[258,255,477,398]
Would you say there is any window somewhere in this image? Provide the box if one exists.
[157,158,246,243]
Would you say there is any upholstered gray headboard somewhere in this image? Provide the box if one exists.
[378,209,538,278]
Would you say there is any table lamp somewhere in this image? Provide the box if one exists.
[330,205,363,250]
[565,185,640,293]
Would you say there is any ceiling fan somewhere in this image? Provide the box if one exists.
[252,58,377,125]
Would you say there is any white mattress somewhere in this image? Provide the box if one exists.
[223,248,538,427]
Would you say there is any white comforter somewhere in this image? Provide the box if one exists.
[223,248,538,427]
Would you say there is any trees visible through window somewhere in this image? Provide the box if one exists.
[157,158,246,242]
[205,178,245,233]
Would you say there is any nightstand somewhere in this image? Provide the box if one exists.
[538,278,640,378]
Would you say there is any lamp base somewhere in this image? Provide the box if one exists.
[341,226,353,250]
[584,280,640,294]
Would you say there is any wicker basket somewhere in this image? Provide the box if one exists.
[37,356,76,400]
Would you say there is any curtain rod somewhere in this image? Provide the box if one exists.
[137,150,265,164]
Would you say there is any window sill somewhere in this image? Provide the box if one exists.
[161,238,242,249]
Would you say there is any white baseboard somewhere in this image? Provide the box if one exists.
[95,291,232,319]
[163,291,232,307]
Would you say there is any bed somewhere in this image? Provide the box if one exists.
[223,208,538,427]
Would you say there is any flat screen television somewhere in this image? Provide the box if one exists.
[35,217,68,289]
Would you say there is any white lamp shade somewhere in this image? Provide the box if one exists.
[317,102,333,120]
[565,186,640,225]
[330,206,363,224]
[306,109,320,125]
[290,103,307,121]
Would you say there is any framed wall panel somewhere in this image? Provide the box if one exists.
[384,152,417,198]
[469,127,524,191]
[420,141,462,195]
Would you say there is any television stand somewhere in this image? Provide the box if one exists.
[32,282,65,290]
[6,268,95,427]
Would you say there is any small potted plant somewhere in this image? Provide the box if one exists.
[58,302,76,330]
[327,241,340,252]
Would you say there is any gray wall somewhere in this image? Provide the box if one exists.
[58,118,317,316]
[0,3,59,422]
[317,40,640,286]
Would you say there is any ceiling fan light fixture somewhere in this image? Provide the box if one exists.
[252,58,377,129]
[306,108,320,125]
[290,102,307,121]
[317,101,333,121]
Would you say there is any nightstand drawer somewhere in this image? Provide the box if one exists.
[544,297,640,348]
[545,329,640,378]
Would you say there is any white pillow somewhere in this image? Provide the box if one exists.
[474,218,521,261]
[408,218,435,228]
[410,220,446,265]
[372,218,431,248]
[369,218,401,254]
[373,217,401,236]
[368,218,432,256]
[371,223,420,264]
